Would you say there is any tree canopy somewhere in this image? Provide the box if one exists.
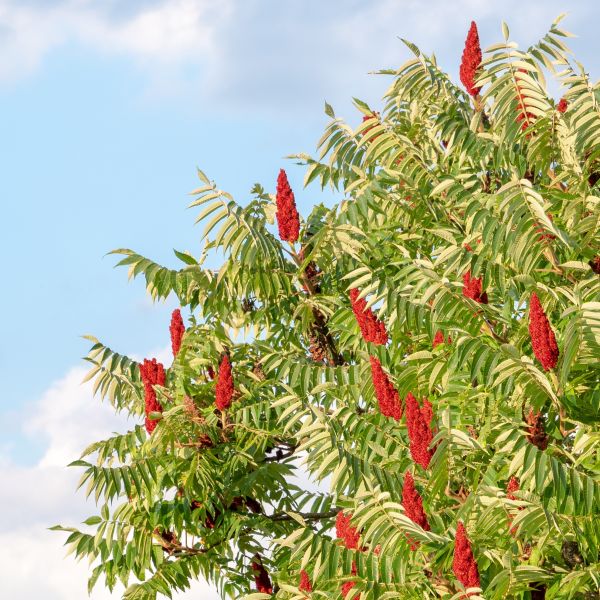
[54,16,600,600]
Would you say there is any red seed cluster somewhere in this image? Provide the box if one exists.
[406,393,434,469]
[276,169,300,243]
[402,471,430,550]
[251,558,273,594]
[215,354,234,411]
[526,409,549,451]
[463,270,488,304]
[557,98,568,113]
[590,256,600,274]
[433,330,452,348]
[299,570,312,593]
[369,356,403,420]
[506,476,521,534]
[349,288,388,345]
[139,358,166,434]
[341,562,359,600]
[528,293,559,371]
[506,476,520,500]
[169,309,185,357]
[459,21,482,97]
[452,521,480,593]
[336,511,361,550]
[516,69,535,132]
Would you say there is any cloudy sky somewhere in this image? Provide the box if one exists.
[1,0,599,598]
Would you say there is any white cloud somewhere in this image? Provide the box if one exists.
[0,0,231,84]
[0,0,596,112]
[1,364,219,599]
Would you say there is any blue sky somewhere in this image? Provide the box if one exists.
[1,1,599,598]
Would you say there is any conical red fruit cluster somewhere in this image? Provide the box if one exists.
[406,393,434,469]
[460,21,482,97]
[251,557,273,594]
[433,330,451,348]
[299,570,312,593]
[215,354,234,411]
[349,288,388,345]
[463,270,488,304]
[452,521,480,593]
[402,471,430,550]
[528,292,559,371]
[526,409,549,451]
[336,510,361,550]
[369,356,403,420]
[557,98,568,113]
[169,309,185,357]
[276,169,300,243]
[341,562,359,600]
[506,476,521,535]
[139,358,166,434]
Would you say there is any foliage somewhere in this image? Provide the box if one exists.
[54,16,600,600]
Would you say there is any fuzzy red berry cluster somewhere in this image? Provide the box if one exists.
[341,561,359,599]
[139,358,166,434]
[526,409,549,451]
[369,356,403,420]
[528,292,559,371]
[276,169,300,243]
[459,21,482,97]
[298,569,312,593]
[433,329,451,348]
[453,521,481,594]
[169,309,185,357]
[349,288,388,345]
[336,510,361,550]
[402,471,430,549]
[215,354,234,411]
[463,270,488,304]
[251,558,273,594]
[405,393,434,469]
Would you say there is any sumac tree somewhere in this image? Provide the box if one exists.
[54,16,600,600]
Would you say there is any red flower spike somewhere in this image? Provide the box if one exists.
[528,293,559,371]
[557,98,568,113]
[405,393,434,469]
[460,21,482,97]
[251,558,273,594]
[336,511,361,550]
[526,409,549,451]
[590,256,600,274]
[506,476,522,535]
[215,354,234,411]
[169,309,185,357]
[369,356,403,420]
[349,288,388,345]
[299,570,312,593]
[452,521,480,593]
[506,476,520,500]
[341,562,359,600]
[139,358,166,434]
[276,169,300,243]
[463,270,488,304]
[402,472,430,550]
[433,330,451,348]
